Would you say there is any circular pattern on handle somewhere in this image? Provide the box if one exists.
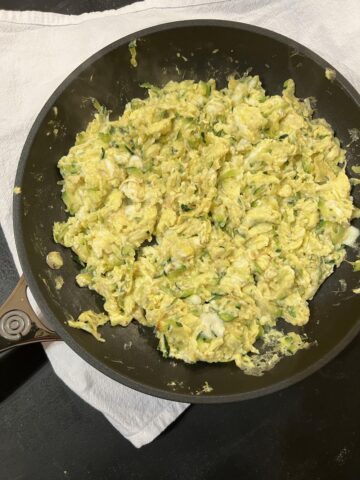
[0,310,31,341]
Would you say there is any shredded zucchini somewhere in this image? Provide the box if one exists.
[53,75,355,375]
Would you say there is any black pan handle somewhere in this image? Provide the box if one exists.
[0,276,60,353]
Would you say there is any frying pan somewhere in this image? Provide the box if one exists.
[1,20,360,403]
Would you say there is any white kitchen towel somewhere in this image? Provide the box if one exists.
[0,0,359,448]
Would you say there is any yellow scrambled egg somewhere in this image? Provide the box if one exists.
[53,75,354,375]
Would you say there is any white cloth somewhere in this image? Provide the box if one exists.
[0,0,359,448]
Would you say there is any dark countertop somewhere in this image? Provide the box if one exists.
[0,0,135,14]
[1,2,360,479]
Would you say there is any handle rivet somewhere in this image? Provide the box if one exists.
[10,319,20,329]
[0,310,31,341]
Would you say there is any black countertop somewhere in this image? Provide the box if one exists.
[0,0,135,14]
[1,2,360,479]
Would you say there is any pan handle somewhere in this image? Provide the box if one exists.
[0,276,60,353]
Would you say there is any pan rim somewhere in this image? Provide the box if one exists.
[13,18,360,404]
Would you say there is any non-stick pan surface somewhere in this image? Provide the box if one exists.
[14,20,360,402]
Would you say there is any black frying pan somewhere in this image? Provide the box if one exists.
[2,20,360,403]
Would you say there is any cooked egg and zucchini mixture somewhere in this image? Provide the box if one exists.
[53,75,355,375]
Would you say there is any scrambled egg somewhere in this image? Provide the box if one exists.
[128,40,138,68]
[53,75,354,375]
[54,275,64,290]
[325,68,336,82]
[46,251,63,269]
